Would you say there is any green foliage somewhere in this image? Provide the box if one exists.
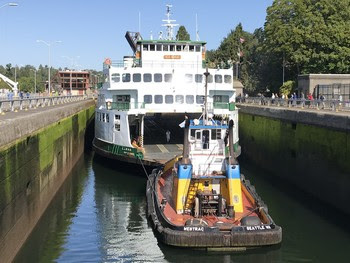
[279,80,295,96]
[18,77,34,92]
[176,25,190,41]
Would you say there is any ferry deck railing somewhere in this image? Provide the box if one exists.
[237,97,350,112]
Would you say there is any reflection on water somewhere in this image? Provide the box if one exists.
[15,152,350,263]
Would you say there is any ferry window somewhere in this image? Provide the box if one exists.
[156,44,162,51]
[215,74,223,83]
[143,73,152,82]
[143,44,148,51]
[224,75,232,83]
[111,73,120,82]
[170,45,175,51]
[165,95,174,104]
[186,95,194,104]
[189,45,195,52]
[196,95,205,104]
[207,74,213,83]
[195,74,203,83]
[122,73,131,82]
[154,73,162,82]
[176,45,182,51]
[175,95,184,104]
[213,95,229,103]
[185,74,193,83]
[150,44,155,51]
[114,115,120,131]
[155,95,163,104]
[195,45,201,52]
[144,95,152,104]
[133,73,141,82]
[211,129,222,140]
[106,114,109,123]
[163,45,169,51]
[164,74,173,83]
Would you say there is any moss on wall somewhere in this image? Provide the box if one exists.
[239,111,350,214]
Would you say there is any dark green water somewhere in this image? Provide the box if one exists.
[15,152,350,263]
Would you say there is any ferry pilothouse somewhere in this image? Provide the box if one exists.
[93,5,240,169]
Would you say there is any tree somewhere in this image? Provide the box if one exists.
[18,77,34,93]
[263,0,350,87]
[176,26,190,41]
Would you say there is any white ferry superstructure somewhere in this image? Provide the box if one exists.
[93,6,240,168]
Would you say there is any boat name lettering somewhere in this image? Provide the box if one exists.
[121,147,132,152]
[164,55,181,59]
[183,226,204,232]
[246,225,271,231]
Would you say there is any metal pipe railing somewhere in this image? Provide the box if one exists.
[0,95,87,115]
[236,97,350,112]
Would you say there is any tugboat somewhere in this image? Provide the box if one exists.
[146,71,282,250]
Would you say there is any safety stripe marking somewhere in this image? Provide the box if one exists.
[157,144,169,153]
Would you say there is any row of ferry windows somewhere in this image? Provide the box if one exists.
[141,44,201,52]
[111,73,232,84]
[143,95,229,104]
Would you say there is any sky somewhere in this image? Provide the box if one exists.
[0,0,273,71]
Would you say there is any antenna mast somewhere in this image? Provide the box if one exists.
[162,4,179,40]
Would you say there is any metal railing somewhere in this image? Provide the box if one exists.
[236,97,350,112]
[0,95,87,115]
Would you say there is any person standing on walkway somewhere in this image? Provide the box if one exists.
[166,130,171,143]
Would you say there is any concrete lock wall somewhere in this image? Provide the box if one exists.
[238,105,350,215]
[0,100,95,263]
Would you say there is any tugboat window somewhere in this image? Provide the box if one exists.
[143,44,148,51]
[165,95,174,104]
[163,45,169,51]
[176,45,182,51]
[144,95,152,104]
[133,73,141,82]
[164,74,173,83]
[143,73,152,82]
[150,44,155,51]
[111,73,120,82]
[175,95,184,104]
[190,129,196,139]
[106,114,109,123]
[185,74,193,83]
[154,73,162,82]
[195,45,201,52]
[155,95,163,104]
[186,95,194,104]
[224,75,232,83]
[196,95,205,104]
[156,44,162,51]
[122,73,130,82]
[202,130,210,149]
[195,74,203,83]
[189,45,195,52]
[170,45,175,51]
[215,74,223,83]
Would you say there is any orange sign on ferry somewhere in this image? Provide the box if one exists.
[164,55,181,59]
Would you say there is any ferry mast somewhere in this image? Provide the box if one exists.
[162,4,179,40]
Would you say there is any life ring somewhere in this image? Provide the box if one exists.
[104,58,111,65]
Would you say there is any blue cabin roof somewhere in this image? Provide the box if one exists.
[188,119,228,129]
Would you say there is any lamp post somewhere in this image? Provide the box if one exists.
[31,68,37,96]
[37,40,62,95]
[0,2,18,9]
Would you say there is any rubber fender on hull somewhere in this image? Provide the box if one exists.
[240,216,261,226]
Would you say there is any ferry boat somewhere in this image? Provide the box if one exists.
[93,5,240,169]
[146,98,282,249]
